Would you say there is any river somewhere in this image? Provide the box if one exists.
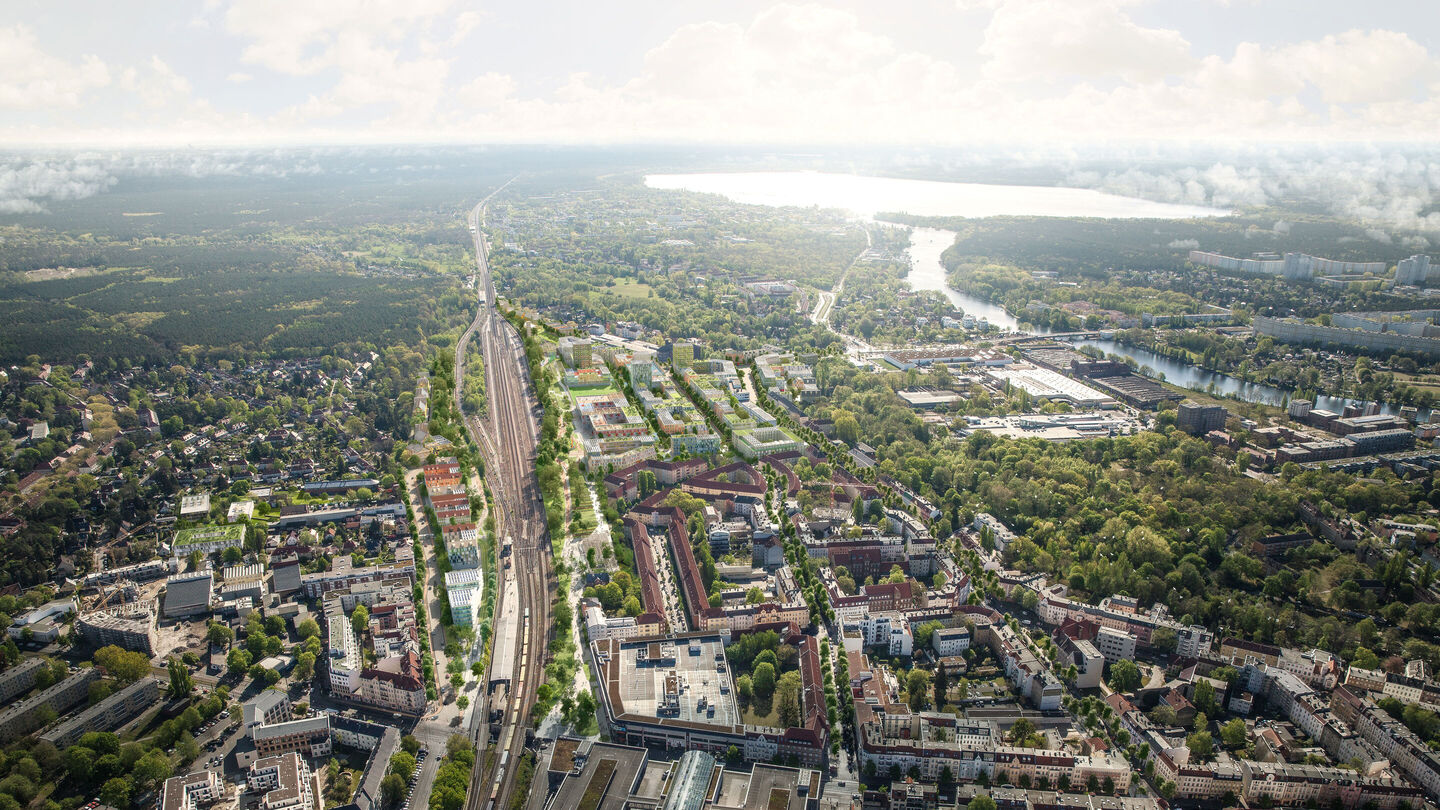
[904,226,1405,415]
[648,170,1394,413]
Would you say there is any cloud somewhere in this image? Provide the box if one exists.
[1067,150,1440,234]
[1167,238,1200,249]
[979,0,1194,84]
[0,25,110,109]
[0,159,115,213]
[1,2,1439,150]
[1365,227,1392,244]
[0,151,332,213]
[225,0,458,127]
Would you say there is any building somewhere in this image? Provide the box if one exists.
[170,522,245,558]
[355,651,426,714]
[1094,627,1137,665]
[584,605,641,643]
[984,365,1114,409]
[444,569,480,627]
[163,572,214,618]
[221,563,267,603]
[179,493,212,518]
[973,513,1018,552]
[1240,759,1422,810]
[591,632,828,767]
[160,770,222,810]
[40,677,161,748]
[247,753,322,810]
[860,613,914,657]
[548,743,818,810]
[0,667,101,743]
[442,523,480,569]
[933,626,972,658]
[672,340,698,369]
[558,336,594,368]
[1177,401,1228,435]
[0,658,48,704]
[1254,316,1440,358]
[76,602,159,655]
[252,715,332,759]
[1396,254,1432,287]
[244,690,293,729]
[330,715,391,751]
[1175,625,1214,659]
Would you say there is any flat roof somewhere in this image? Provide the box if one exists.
[594,634,744,731]
[164,575,213,610]
[173,523,245,546]
[549,743,648,810]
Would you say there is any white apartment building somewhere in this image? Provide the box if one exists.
[1095,626,1137,664]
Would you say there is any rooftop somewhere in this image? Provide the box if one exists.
[593,634,744,731]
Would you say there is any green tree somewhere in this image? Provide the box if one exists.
[167,657,193,697]
[295,652,316,682]
[969,793,997,810]
[1108,659,1140,692]
[390,752,416,781]
[298,617,321,640]
[207,623,234,648]
[352,604,370,637]
[1187,730,1214,760]
[63,747,96,783]
[94,645,151,683]
[906,669,932,711]
[1220,718,1247,748]
[381,774,406,807]
[99,778,130,809]
[753,663,776,698]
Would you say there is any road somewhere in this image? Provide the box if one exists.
[809,224,878,359]
[452,181,556,810]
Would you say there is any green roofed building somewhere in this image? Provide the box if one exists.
[172,523,246,558]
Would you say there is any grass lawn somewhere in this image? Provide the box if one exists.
[740,696,782,728]
[607,280,653,299]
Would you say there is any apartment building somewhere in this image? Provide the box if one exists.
[251,715,332,759]
[40,677,161,748]
[0,658,47,704]
[1094,627,1137,665]
[0,667,101,743]
[160,771,222,810]
[247,753,322,810]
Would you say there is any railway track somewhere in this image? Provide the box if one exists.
[453,183,553,810]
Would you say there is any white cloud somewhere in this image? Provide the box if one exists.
[0,25,109,109]
[1069,152,1440,234]
[979,0,1194,83]
[1167,238,1200,249]
[0,158,115,213]
[228,72,253,83]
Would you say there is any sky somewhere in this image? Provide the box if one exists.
[2,0,1438,147]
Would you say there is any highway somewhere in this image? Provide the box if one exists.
[453,180,555,810]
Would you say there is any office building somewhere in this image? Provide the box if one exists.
[1177,400,1228,435]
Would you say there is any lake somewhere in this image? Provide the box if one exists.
[644,171,1230,220]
